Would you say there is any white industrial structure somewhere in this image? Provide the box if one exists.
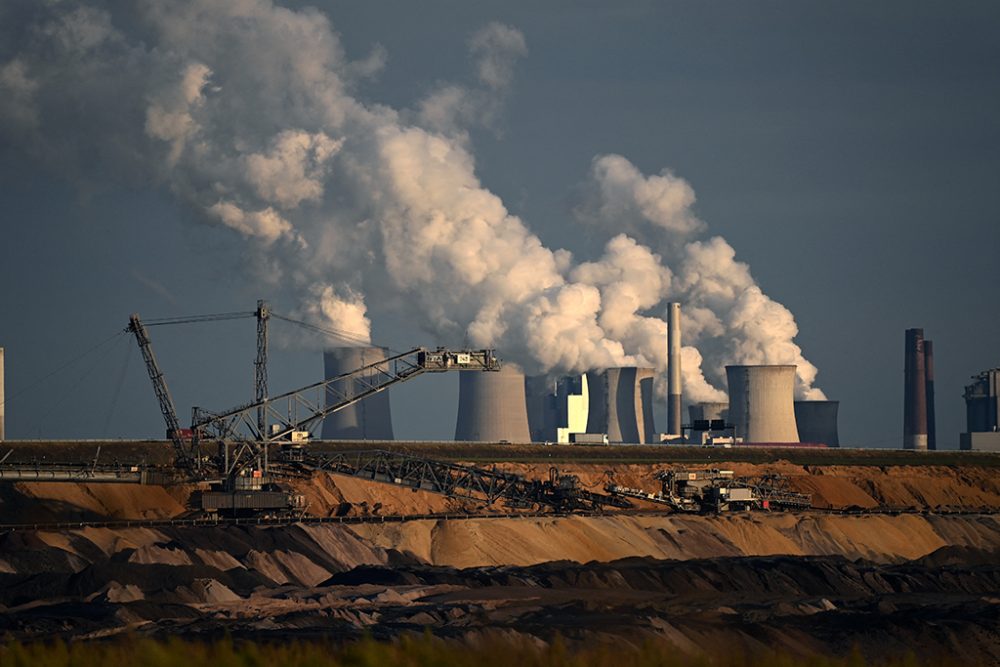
[454,365,532,442]
[321,347,395,440]
[586,367,656,443]
[555,374,590,443]
[725,365,800,444]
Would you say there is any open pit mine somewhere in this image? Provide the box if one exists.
[2,439,1000,664]
[2,308,1000,664]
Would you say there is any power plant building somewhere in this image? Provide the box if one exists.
[320,347,395,440]
[794,400,840,447]
[961,368,1000,452]
[726,365,800,444]
[586,367,656,443]
[555,374,590,443]
[688,402,729,425]
[454,365,532,442]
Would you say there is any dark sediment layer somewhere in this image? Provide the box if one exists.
[0,521,998,664]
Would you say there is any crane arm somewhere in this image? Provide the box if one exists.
[126,313,193,467]
[192,347,500,442]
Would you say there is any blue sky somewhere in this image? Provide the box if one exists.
[1,1,997,446]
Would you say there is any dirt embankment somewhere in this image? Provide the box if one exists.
[305,460,1000,517]
[487,461,1000,512]
[350,513,1000,568]
[2,521,1000,663]
[4,460,1000,522]
[2,513,998,574]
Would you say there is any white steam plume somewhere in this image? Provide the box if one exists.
[576,156,826,401]
[0,0,823,399]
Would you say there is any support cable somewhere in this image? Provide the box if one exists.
[270,312,401,353]
[0,330,125,411]
[142,312,254,326]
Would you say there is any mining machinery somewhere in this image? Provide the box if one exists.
[606,468,811,514]
[2,303,631,516]
[302,449,632,512]
[123,304,503,514]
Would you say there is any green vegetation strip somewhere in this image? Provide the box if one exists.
[0,636,963,667]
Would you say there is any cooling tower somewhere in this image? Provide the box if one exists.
[320,347,394,440]
[666,302,682,436]
[903,328,928,450]
[794,400,840,446]
[726,365,799,443]
[924,340,936,451]
[689,402,729,424]
[586,367,656,443]
[524,374,557,442]
[454,365,531,442]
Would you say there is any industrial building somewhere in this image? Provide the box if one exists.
[320,347,394,440]
[726,365,799,444]
[689,402,729,424]
[794,400,840,447]
[586,367,657,443]
[961,368,1000,452]
[454,365,532,442]
[554,374,590,443]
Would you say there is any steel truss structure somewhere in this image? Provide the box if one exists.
[192,348,500,445]
[300,449,633,512]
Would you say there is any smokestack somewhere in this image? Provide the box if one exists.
[0,347,4,441]
[666,302,682,437]
[903,328,928,450]
[924,340,936,450]
[726,365,800,443]
[321,347,394,440]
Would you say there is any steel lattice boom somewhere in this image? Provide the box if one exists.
[126,314,194,467]
[300,449,633,512]
[192,348,500,444]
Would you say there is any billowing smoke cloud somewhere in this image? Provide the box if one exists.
[0,0,823,400]
[576,156,826,400]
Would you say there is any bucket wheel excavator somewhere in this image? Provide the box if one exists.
[127,302,500,515]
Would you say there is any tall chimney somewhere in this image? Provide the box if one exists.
[666,302,682,437]
[903,328,928,450]
[924,340,936,450]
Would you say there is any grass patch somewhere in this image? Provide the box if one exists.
[0,635,965,667]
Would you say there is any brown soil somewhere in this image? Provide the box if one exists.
[4,459,1000,522]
